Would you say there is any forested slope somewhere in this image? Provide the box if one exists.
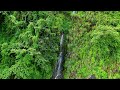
[0,11,120,79]
[64,11,120,79]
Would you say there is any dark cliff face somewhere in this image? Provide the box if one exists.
[0,13,4,25]
[87,75,96,79]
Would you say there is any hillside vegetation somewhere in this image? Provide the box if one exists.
[0,11,120,79]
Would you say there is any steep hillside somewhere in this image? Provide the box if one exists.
[64,11,120,79]
[1,11,120,79]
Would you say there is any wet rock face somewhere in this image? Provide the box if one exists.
[88,75,96,79]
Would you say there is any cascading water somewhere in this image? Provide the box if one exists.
[51,32,65,79]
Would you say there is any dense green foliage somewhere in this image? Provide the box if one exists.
[64,11,120,79]
[1,11,120,79]
[0,11,71,79]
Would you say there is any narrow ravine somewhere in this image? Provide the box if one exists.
[51,32,65,79]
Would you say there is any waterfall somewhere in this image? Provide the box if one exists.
[51,33,65,79]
